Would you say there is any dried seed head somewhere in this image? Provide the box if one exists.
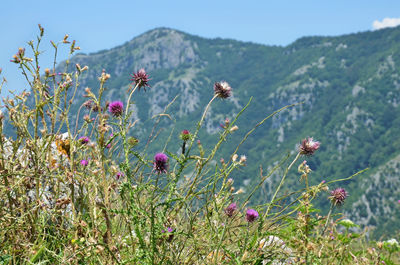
[214,81,232,98]
[329,188,348,206]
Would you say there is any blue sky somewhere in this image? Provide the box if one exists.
[1,0,400,97]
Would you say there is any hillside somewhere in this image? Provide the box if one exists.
[7,26,400,237]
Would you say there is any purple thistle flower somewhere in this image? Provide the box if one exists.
[162,227,174,242]
[246,209,259,223]
[108,101,123,117]
[214,81,232,99]
[131,68,150,91]
[153,153,168,174]
[224,203,237,217]
[83,100,93,110]
[299,137,320,156]
[79,136,89,145]
[80,159,88,166]
[329,188,348,206]
[115,171,123,180]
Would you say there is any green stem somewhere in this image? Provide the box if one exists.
[322,203,335,235]
[265,152,301,218]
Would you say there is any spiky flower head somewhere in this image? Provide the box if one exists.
[79,136,89,145]
[80,159,88,166]
[162,227,174,242]
[131,68,150,91]
[224,203,237,217]
[329,188,348,206]
[299,137,320,156]
[115,171,123,180]
[214,81,232,99]
[246,209,259,223]
[83,100,93,110]
[108,101,123,117]
[180,130,191,141]
[153,153,168,174]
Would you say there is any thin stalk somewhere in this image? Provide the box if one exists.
[322,203,335,235]
[265,152,301,218]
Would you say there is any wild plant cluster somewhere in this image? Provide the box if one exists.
[0,25,399,264]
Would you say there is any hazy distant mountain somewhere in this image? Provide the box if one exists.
[8,26,400,237]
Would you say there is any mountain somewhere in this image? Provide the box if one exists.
[7,26,400,237]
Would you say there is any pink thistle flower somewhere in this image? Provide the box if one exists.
[115,171,123,180]
[131,68,150,91]
[214,81,232,99]
[299,137,320,156]
[246,209,259,223]
[108,101,123,117]
[162,227,174,242]
[180,130,191,141]
[83,100,93,110]
[79,136,89,145]
[224,203,237,217]
[80,159,88,166]
[329,188,348,206]
[153,153,168,174]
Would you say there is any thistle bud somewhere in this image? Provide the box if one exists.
[180,129,191,141]
[63,34,70,43]
[44,68,51,76]
[38,24,44,37]
[83,115,91,122]
[232,154,238,162]
[239,155,247,164]
[229,125,239,132]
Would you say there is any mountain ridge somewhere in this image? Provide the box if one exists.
[5,25,400,237]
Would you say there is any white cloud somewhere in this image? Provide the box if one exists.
[372,17,400,30]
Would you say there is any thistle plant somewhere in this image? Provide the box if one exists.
[0,25,399,265]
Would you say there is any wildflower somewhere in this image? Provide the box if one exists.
[108,101,123,117]
[329,188,348,206]
[299,137,320,156]
[214,81,232,98]
[229,125,239,132]
[115,171,123,180]
[383,239,400,252]
[180,130,191,141]
[224,203,237,217]
[83,100,93,110]
[80,159,88,166]
[232,154,238,162]
[44,68,51,76]
[246,209,259,223]
[153,153,168,174]
[162,227,174,242]
[79,136,89,145]
[339,219,358,228]
[239,155,247,165]
[131,68,150,91]
[220,118,230,129]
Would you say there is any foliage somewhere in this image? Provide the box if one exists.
[1,26,400,264]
